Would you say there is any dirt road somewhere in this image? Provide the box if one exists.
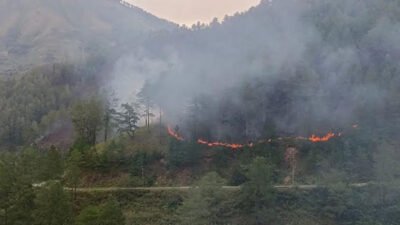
[65,183,369,192]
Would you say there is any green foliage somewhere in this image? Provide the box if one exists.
[229,165,247,186]
[97,140,126,171]
[65,149,83,199]
[178,172,231,225]
[17,148,43,182]
[33,182,73,225]
[76,198,125,225]
[130,151,161,176]
[239,157,276,224]
[373,141,400,183]
[1,1,400,224]
[128,151,162,186]
[76,206,101,225]
[71,99,103,146]
[113,103,140,138]
[39,146,64,180]
[167,139,201,169]
[0,153,35,225]
[98,198,125,225]
[0,62,101,148]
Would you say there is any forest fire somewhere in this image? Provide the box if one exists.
[197,139,245,149]
[167,125,351,149]
[308,132,336,143]
[167,126,184,141]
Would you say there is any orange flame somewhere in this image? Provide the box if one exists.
[167,126,184,141]
[197,139,245,149]
[166,124,358,149]
[308,132,336,142]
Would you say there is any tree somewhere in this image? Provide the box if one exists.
[137,81,155,130]
[98,198,125,225]
[65,149,82,200]
[102,91,118,142]
[284,147,299,185]
[40,146,63,180]
[239,157,276,225]
[167,139,201,169]
[76,198,125,225]
[210,17,220,27]
[178,172,231,225]
[33,182,72,225]
[76,206,101,225]
[373,141,400,204]
[114,103,140,138]
[130,152,147,185]
[0,154,35,225]
[71,99,103,146]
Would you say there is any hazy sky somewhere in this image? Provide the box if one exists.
[125,0,261,25]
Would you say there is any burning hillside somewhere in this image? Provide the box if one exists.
[166,124,358,149]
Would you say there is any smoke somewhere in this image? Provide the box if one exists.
[109,0,400,140]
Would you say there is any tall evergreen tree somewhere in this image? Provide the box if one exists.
[178,172,231,225]
[0,154,35,225]
[114,103,140,138]
[137,81,155,130]
[65,149,82,200]
[40,146,63,180]
[76,198,125,225]
[33,183,72,225]
[71,99,103,146]
[239,157,276,225]
[98,198,125,225]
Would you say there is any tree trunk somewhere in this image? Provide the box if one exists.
[141,165,145,186]
[73,183,77,201]
[146,100,150,130]
[291,160,296,185]
[104,121,108,142]
[159,108,162,143]
[5,207,8,225]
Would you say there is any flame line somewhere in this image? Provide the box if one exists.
[167,126,184,141]
[166,124,359,149]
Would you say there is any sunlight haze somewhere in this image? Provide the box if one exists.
[125,0,261,25]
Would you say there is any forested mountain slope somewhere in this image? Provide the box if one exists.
[1,1,400,225]
[132,0,400,142]
[0,0,175,74]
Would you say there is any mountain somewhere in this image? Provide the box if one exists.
[119,0,400,140]
[0,0,175,74]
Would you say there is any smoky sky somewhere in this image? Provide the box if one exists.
[124,0,261,25]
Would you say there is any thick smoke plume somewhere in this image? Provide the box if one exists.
[110,0,400,141]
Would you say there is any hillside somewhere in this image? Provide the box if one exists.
[1,0,400,225]
[132,0,400,141]
[0,0,175,74]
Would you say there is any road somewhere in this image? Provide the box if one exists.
[65,183,369,193]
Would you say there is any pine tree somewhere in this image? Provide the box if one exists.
[98,198,125,225]
[137,81,155,130]
[65,149,82,200]
[76,206,101,225]
[178,172,230,225]
[76,198,125,225]
[33,183,72,225]
[40,146,63,180]
[0,154,35,225]
[71,99,103,146]
[240,157,276,225]
[114,103,140,138]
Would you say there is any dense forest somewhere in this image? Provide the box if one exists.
[1,0,400,225]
